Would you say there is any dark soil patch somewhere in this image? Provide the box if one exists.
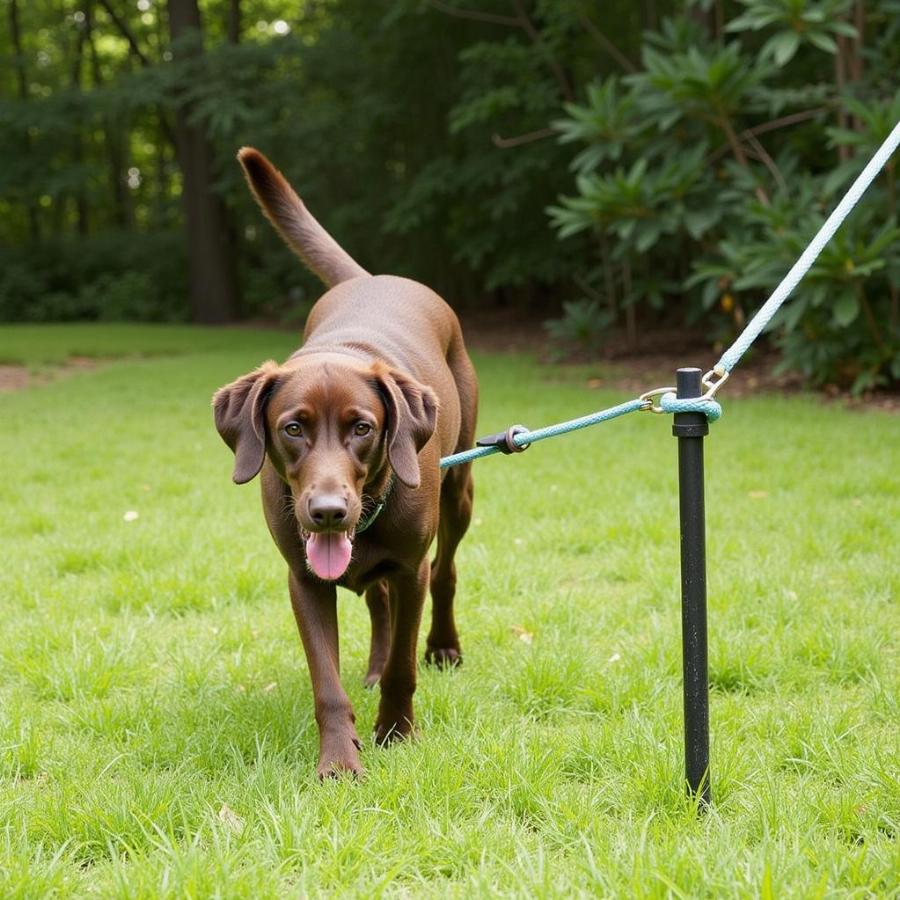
[0,356,104,393]
[0,365,32,392]
[459,311,900,413]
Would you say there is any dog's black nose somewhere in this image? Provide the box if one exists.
[308,495,348,528]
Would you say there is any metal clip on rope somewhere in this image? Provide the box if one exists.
[639,386,677,413]
[701,366,730,399]
[639,373,725,421]
[475,424,531,454]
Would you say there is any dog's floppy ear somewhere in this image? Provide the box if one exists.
[212,362,282,484]
[372,364,438,489]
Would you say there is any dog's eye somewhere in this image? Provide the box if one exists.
[284,422,303,438]
[353,422,373,437]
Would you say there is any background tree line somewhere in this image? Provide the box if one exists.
[1,0,898,390]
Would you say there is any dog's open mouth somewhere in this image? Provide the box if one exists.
[300,528,354,581]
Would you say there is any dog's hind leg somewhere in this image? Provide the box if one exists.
[425,462,474,668]
[375,559,429,743]
[363,580,391,687]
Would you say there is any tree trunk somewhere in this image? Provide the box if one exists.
[622,259,637,350]
[71,4,90,236]
[848,1,865,133]
[153,8,172,229]
[850,0,865,83]
[223,0,242,303]
[8,0,41,241]
[835,33,850,162]
[688,1,714,37]
[227,0,241,44]
[87,1,135,229]
[714,0,725,40]
[167,0,239,323]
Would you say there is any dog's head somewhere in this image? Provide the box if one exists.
[213,355,437,580]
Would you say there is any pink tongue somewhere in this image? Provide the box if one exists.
[306,532,353,580]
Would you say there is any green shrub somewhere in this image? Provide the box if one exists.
[549,1,900,391]
[0,231,187,323]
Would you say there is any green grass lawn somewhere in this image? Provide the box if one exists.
[1,324,897,898]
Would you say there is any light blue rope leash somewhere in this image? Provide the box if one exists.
[659,394,722,420]
[440,394,722,469]
[440,399,645,469]
[440,118,900,470]
[716,119,900,374]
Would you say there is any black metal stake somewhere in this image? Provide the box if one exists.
[672,367,711,804]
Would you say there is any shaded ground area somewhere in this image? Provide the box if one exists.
[461,310,900,412]
[0,365,31,392]
[3,316,897,412]
[0,356,103,393]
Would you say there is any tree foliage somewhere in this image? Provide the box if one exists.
[1,0,612,322]
[550,0,899,391]
[1,0,897,387]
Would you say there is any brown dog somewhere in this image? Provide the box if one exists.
[213,149,477,777]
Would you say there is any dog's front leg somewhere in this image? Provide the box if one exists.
[375,558,429,744]
[288,570,362,777]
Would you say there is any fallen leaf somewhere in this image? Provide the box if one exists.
[748,491,768,499]
[263,681,278,693]
[218,803,244,834]
[511,625,533,644]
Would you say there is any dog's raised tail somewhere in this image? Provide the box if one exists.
[237,147,369,288]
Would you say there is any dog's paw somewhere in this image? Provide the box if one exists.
[317,731,363,779]
[316,758,364,780]
[374,712,414,746]
[424,645,462,669]
[363,659,385,688]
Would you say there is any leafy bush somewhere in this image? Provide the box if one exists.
[544,298,614,354]
[549,0,900,391]
[0,232,187,323]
